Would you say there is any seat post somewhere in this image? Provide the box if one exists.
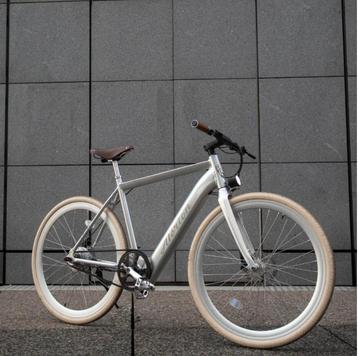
[111,160,138,249]
[112,160,122,185]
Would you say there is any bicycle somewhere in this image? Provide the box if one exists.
[32,120,335,349]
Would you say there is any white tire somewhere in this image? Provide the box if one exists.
[188,193,335,348]
[32,196,127,324]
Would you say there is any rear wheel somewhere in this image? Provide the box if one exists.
[188,193,334,348]
[32,196,127,324]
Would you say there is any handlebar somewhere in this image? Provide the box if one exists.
[191,120,256,188]
[191,120,235,147]
[191,120,212,135]
[192,120,237,151]
[191,120,256,159]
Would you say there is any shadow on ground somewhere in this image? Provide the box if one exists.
[0,288,355,355]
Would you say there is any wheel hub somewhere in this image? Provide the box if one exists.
[248,259,274,283]
[73,246,95,260]
[65,247,96,273]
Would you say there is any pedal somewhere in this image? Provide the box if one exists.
[135,279,155,299]
[135,289,149,299]
[121,264,155,295]
[138,279,155,292]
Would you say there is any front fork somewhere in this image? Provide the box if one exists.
[209,155,258,269]
[218,188,258,269]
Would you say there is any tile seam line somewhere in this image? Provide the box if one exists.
[340,0,356,286]
[5,286,354,289]
[10,0,87,3]
[319,325,357,350]
[2,0,10,285]
[6,76,348,85]
[0,284,356,288]
[88,0,92,198]
[171,0,176,283]
[4,249,355,253]
[4,161,352,167]
[254,0,262,192]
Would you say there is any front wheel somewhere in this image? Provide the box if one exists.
[32,196,127,324]
[188,192,334,349]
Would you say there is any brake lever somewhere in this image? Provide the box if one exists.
[241,146,256,160]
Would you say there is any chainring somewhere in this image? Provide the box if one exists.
[118,250,152,291]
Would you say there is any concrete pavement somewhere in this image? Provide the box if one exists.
[0,286,355,355]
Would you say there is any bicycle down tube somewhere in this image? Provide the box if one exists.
[115,155,257,282]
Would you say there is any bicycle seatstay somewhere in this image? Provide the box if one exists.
[70,187,119,253]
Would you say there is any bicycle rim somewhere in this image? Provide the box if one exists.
[32,197,126,323]
[189,193,334,347]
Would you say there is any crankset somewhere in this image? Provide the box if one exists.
[118,250,155,298]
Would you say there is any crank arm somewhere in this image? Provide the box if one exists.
[120,264,155,291]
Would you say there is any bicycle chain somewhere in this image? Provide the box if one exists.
[69,248,152,291]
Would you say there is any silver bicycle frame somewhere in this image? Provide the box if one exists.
[69,155,257,283]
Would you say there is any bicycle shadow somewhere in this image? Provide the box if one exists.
[131,323,356,356]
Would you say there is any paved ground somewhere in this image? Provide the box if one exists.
[0,286,355,355]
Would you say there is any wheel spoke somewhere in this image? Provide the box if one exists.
[44,239,71,250]
[272,222,297,255]
[204,267,247,286]
[261,211,280,244]
[264,262,317,273]
[50,225,67,254]
[203,253,242,262]
[35,201,123,318]
[195,199,328,340]
[42,254,66,266]
[62,215,77,244]
[213,231,240,260]
[277,250,316,267]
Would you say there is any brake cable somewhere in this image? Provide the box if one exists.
[219,145,237,155]
[218,145,244,180]
[218,145,256,185]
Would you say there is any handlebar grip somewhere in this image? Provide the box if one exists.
[191,120,212,135]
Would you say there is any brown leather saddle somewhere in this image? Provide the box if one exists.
[90,145,134,162]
